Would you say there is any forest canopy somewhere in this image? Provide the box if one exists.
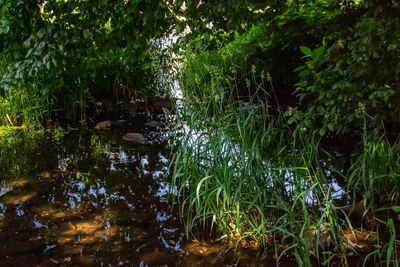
[0,0,399,134]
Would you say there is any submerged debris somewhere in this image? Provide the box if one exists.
[144,120,163,129]
[40,171,51,179]
[343,229,376,251]
[306,224,332,251]
[95,120,111,130]
[122,133,146,144]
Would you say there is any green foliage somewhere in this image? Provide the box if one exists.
[174,0,277,49]
[180,1,343,117]
[172,62,400,265]
[293,2,400,133]
[180,23,282,116]
[175,63,331,264]
[174,4,400,256]
[52,124,64,143]
[0,125,47,179]
[90,134,104,159]
[1,0,400,264]
[180,0,400,135]
[347,130,400,204]
[0,0,174,124]
[386,219,398,267]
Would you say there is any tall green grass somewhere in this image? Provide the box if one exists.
[171,60,400,265]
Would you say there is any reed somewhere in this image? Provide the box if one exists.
[171,60,400,266]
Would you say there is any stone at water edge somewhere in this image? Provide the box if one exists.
[343,229,376,250]
[144,120,162,129]
[122,133,146,144]
[95,120,111,130]
[41,171,51,179]
[306,224,332,252]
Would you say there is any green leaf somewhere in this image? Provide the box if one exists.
[299,46,312,56]
[313,45,325,58]
[319,126,327,136]
[386,218,396,267]
[294,65,306,72]
[387,42,398,51]
[37,28,46,39]
[392,206,400,213]
[288,116,296,125]
[83,29,90,39]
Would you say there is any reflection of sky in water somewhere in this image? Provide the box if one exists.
[0,186,12,197]
[0,203,5,218]
[153,171,163,179]
[110,163,116,171]
[282,168,346,205]
[16,204,24,216]
[141,156,149,169]
[156,182,177,202]
[31,124,182,259]
[34,219,47,228]
[158,152,169,164]
[156,212,169,222]
[181,122,347,207]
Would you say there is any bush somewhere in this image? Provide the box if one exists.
[181,0,400,134]
[296,2,400,133]
[0,0,173,124]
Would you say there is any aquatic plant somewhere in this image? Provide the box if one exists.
[171,59,400,265]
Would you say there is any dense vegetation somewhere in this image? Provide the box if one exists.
[1,0,399,266]
[180,0,400,133]
[0,0,174,124]
[174,0,400,265]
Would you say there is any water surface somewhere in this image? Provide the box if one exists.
[0,112,193,266]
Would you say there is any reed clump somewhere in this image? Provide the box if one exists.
[171,61,400,266]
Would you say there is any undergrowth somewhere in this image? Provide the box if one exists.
[0,125,64,180]
[171,62,400,266]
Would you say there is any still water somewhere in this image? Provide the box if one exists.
[0,111,219,266]
[0,106,352,266]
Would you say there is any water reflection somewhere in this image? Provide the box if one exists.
[0,113,191,266]
[0,110,351,266]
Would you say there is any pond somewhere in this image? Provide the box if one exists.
[0,103,370,267]
[0,110,209,266]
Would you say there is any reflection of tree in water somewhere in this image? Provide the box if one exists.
[0,118,189,266]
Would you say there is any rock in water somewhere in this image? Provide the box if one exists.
[95,120,111,130]
[122,133,146,144]
[41,171,51,179]
[306,224,332,252]
[144,120,162,129]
